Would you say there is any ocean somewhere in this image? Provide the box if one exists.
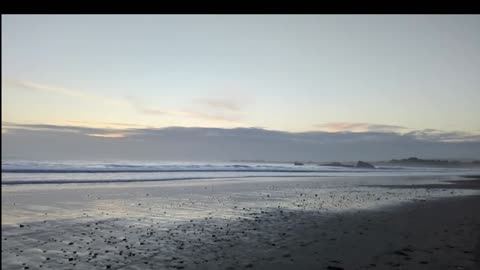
[2,160,479,185]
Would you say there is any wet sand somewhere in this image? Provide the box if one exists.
[2,176,480,269]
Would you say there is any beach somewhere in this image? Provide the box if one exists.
[2,175,480,270]
[4,13,480,270]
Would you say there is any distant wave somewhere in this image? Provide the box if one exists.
[2,161,382,174]
[2,168,378,174]
[0,176,229,185]
[3,160,478,186]
[3,174,373,185]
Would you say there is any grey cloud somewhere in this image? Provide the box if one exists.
[1,122,135,136]
[406,129,480,142]
[3,123,480,161]
[366,124,408,131]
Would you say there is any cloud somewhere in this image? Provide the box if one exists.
[313,123,479,142]
[1,122,134,138]
[176,110,243,123]
[126,96,247,125]
[66,120,145,128]
[3,79,127,106]
[4,121,479,145]
[194,98,242,111]
[314,122,408,132]
[126,96,168,115]
[86,133,127,138]
[3,123,480,161]
[4,79,248,126]
[406,129,480,142]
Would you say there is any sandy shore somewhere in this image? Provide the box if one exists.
[2,175,480,269]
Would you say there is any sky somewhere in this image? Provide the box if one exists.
[2,15,480,161]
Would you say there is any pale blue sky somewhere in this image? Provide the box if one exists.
[2,15,480,133]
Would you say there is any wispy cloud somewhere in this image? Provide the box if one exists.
[194,98,242,111]
[314,122,408,133]
[126,96,169,115]
[66,120,145,128]
[4,79,127,106]
[4,79,249,126]
[176,110,243,123]
[3,122,91,133]
[86,133,127,138]
[127,96,247,125]
[1,122,134,138]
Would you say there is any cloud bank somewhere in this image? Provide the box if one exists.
[3,123,479,161]
[315,122,408,133]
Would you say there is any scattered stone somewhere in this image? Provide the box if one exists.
[394,250,409,257]
[327,266,344,270]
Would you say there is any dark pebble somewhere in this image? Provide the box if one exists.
[327,266,344,270]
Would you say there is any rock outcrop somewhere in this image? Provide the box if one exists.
[356,161,375,169]
[323,162,354,168]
